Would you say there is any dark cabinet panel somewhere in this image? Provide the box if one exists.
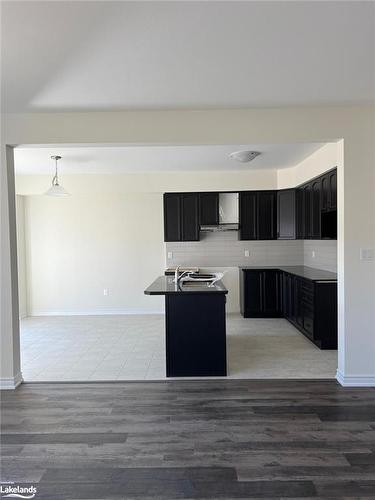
[296,188,304,239]
[164,193,181,242]
[262,270,281,316]
[258,191,277,240]
[321,174,329,212]
[164,193,199,242]
[328,170,337,210]
[240,269,282,318]
[303,183,312,239]
[311,179,321,239]
[282,273,295,322]
[239,191,276,240]
[181,194,199,241]
[277,189,296,239]
[282,272,337,349]
[321,169,337,211]
[241,270,262,316]
[239,192,257,240]
[199,193,219,225]
[166,294,227,377]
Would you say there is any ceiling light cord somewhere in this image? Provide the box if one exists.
[52,157,59,186]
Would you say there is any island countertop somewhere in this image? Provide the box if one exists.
[239,265,337,282]
[144,276,228,295]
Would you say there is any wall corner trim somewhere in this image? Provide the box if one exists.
[336,370,375,387]
[0,371,23,390]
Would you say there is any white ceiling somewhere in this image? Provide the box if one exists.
[14,143,326,174]
[2,1,374,112]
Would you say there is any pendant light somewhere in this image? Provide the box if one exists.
[45,155,70,197]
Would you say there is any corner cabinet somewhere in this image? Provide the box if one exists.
[297,168,337,240]
[240,268,337,350]
[240,269,282,318]
[164,193,199,242]
[239,191,277,240]
[282,272,337,349]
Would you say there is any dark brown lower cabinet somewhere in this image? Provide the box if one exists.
[282,271,337,349]
[241,269,337,349]
[240,269,282,318]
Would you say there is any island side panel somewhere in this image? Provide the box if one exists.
[165,294,227,377]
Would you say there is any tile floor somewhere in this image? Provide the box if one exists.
[20,314,337,381]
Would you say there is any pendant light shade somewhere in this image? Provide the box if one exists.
[45,155,70,197]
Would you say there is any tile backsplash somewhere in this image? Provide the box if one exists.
[303,240,337,272]
[166,231,337,272]
[166,231,303,268]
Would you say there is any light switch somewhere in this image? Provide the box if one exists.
[244,250,250,257]
[103,288,109,296]
[167,252,173,259]
[360,248,375,261]
[312,251,316,258]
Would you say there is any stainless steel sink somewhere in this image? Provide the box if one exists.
[181,281,211,287]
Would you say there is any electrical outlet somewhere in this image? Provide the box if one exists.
[312,251,316,258]
[167,251,173,259]
[103,288,109,296]
[244,250,250,258]
[360,248,375,261]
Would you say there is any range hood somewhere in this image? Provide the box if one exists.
[201,193,239,232]
[201,223,239,232]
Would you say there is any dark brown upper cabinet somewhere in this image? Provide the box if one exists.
[277,189,296,240]
[321,169,337,211]
[163,168,336,243]
[181,193,199,241]
[199,193,219,225]
[296,188,304,239]
[311,178,321,239]
[303,183,312,239]
[239,191,276,240]
[239,191,257,240]
[164,193,181,242]
[163,193,199,242]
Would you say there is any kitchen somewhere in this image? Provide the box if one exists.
[145,152,338,378]
[16,142,338,381]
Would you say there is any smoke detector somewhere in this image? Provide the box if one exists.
[229,150,261,163]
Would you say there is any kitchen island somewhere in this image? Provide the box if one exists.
[144,276,228,377]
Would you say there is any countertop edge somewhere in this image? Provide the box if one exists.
[239,266,337,282]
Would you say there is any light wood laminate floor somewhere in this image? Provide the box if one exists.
[1,380,375,499]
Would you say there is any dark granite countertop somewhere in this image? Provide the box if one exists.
[239,265,337,282]
[144,276,228,295]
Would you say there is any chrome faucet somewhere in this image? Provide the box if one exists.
[173,266,190,284]
[174,266,181,283]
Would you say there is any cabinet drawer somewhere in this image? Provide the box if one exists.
[301,293,314,308]
[303,316,314,337]
[301,280,314,294]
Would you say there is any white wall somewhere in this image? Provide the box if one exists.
[18,169,278,315]
[15,196,27,318]
[24,193,165,315]
[15,169,278,195]
[278,142,340,189]
[2,107,375,387]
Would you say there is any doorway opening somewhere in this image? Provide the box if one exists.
[12,142,340,381]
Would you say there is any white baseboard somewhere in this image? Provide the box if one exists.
[0,371,23,390]
[29,309,164,317]
[336,370,375,387]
